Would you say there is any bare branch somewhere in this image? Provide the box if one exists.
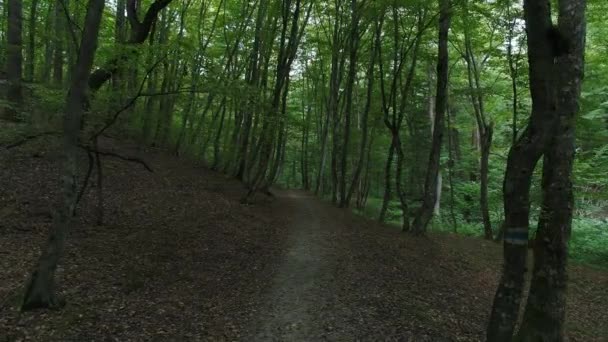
[91,56,167,140]
[78,144,154,172]
[1,132,61,151]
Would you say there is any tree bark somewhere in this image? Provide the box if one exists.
[21,0,105,311]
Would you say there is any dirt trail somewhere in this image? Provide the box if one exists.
[252,191,333,340]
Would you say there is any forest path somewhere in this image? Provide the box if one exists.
[246,189,482,341]
[251,190,335,340]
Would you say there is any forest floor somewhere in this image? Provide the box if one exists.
[1,136,607,341]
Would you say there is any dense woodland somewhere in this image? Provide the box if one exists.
[1,0,606,340]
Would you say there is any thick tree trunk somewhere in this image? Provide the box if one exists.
[411,0,451,235]
[21,0,105,311]
[4,0,22,121]
[517,0,586,340]
[486,0,564,339]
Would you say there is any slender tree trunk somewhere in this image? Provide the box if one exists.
[301,99,312,190]
[339,0,362,208]
[212,99,228,169]
[41,2,54,83]
[4,0,22,121]
[64,0,76,81]
[426,65,442,218]
[378,143,395,222]
[236,0,268,180]
[346,17,379,207]
[21,0,105,311]
[462,9,494,239]
[52,0,64,86]
[411,0,451,235]
[313,58,329,195]
[447,104,458,232]
[315,106,330,195]
[26,0,39,82]
[506,7,520,146]
[480,125,494,239]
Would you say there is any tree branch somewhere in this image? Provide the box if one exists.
[1,132,61,151]
[78,144,154,172]
[88,0,174,92]
[91,56,167,140]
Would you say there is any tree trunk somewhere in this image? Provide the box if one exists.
[517,0,586,339]
[26,0,39,82]
[301,99,311,190]
[447,104,458,232]
[486,0,565,339]
[52,0,64,86]
[4,0,22,121]
[411,0,451,235]
[21,0,105,311]
[236,0,268,181]
[480,124,493,239]
[339,0,361,208]
[462,7,494,239]
[378,143,395,223]
[346,17,379,207]
[41,2,54,83]
[212,99,228,169]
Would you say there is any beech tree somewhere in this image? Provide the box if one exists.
[486,0,587,339]
[22,0,106,310]
[410,0,451,235]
